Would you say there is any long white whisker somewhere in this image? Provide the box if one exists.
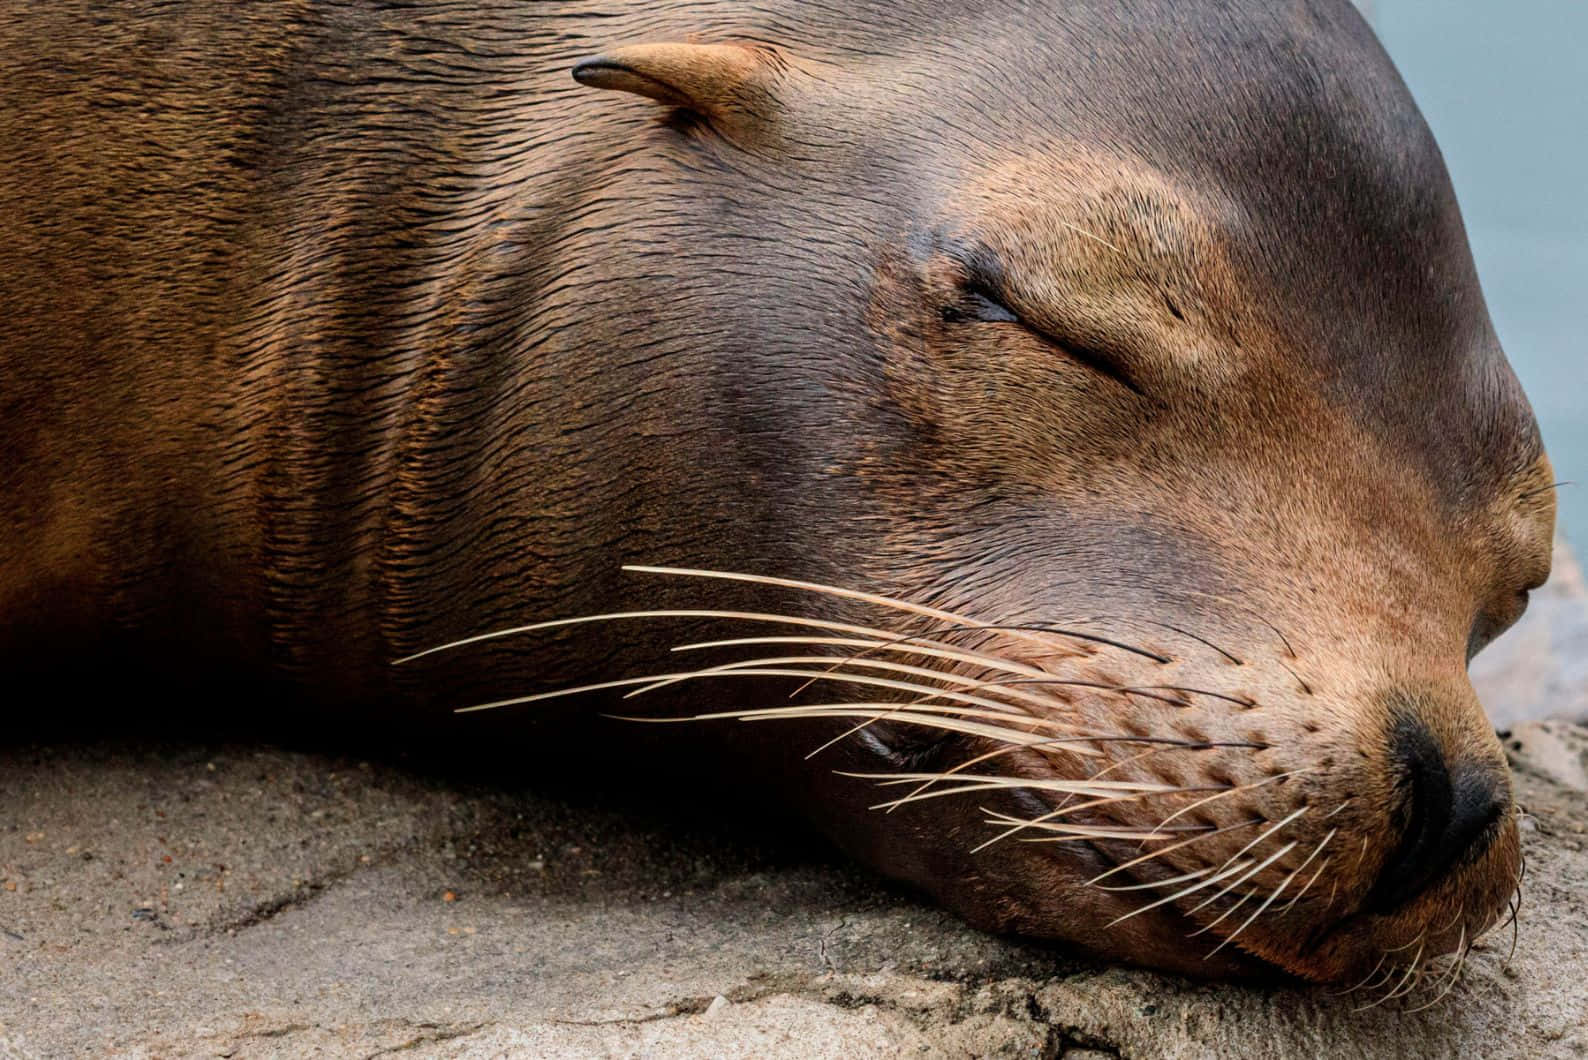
[1382,931,1427,954]
[1382,946,1427,1000]
[969,773,1231,854]
[397,608,885,665]
[1332,952,1389,997]
[1186,841,1297,927]
[1150,770,1309,833]
[1205,831,1334,957]
[1093,864,1218,893]
[1360,942,1425,1008]
[401,605,1100,672]
[1086,818,1266,886]
[978,814,1197,843]
[1201,807,1307,883]
[1275,856,1330,915]
[969,743,1194,852]
[847,772,1203,804]
[703,699,1094,743]
[669,634,1069,687]
[627,653,1087,718]
[1105,857,1258,928]
[461,665,1072,727]
[1273,830,1337,914]
[1404,927,1468,1013]
[621,565,1170,662]
[879,738,1065,810]
[615,703,1103,752]
[870,783,1181,818]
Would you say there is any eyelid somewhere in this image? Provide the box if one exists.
[942,253,1148,397]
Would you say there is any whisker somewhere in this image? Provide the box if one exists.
[622,566,1172,662]
[629,652,1116,721]
[990,678,1194,708]
[1202,807,1308,883]
[1119,684,1257,709]
[1350,834,1371,877]
[1104,857,1258,928]
[1274,850,1332,915]
[798,675,1259,761]
[612,702,1105,753]
[1278,661,1314,696]
[1206,830,1335,957]
[1505,893,1520,964]
[978,814,1204,843]
[1093,864,1218,894]
[1332,952,1389,997]
[970,743,1277,857]
[1433,901,1466,937]
[669,633,1063,691]
[1156,587,1300,660]
[1351,963,1397,1000]
[1404,927,1468,1013]
[1085,818,1266,886]
[845,770,1200,800]
[878,738,1217,815]
[460,665,1069,728]
[1186,840,1297,926]
[883,740,1043,811]
[627,653,1022,706]
[1382,931,1426,954]
[771,627,1091,701]
[1059,217,1126,254]
[1381,942,1428,1001]
[963,741,1247,852]
[620,659,1211,740]
[981,807,1197,841]
[1141,620,1243,665]
[1356,948,1422,1011]
[396,607,941,665]
[1520,480,1572,501]
[872,785,1161,816]
[1150,770,1308,833]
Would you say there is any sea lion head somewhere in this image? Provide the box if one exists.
[561,0,1554,985]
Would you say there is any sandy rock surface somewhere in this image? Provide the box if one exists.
[0,727,1585,1060]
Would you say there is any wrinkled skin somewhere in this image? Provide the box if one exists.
[0,1,1555,982]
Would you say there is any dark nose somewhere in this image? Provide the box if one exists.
[1364,718,1510,914]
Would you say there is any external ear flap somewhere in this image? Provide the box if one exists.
[572,42,782,124]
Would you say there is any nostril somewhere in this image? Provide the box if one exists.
[1364,719,1509,915]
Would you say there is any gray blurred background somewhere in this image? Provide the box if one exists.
[1362,0,1586,545]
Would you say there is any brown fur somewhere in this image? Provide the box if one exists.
[0,1,1555,983]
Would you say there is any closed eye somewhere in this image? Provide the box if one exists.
[942,282,1145,396]
[940,285,1018,324]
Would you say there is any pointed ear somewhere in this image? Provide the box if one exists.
[572,42,783,124]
